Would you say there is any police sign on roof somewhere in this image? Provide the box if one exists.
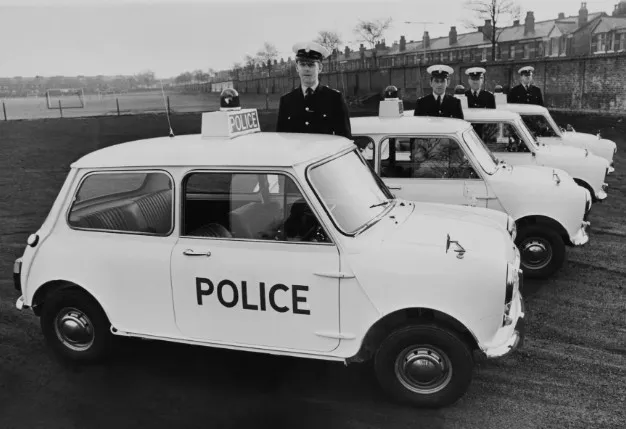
[201,108,261,139]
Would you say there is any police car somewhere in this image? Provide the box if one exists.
[12,91,524,409]
[351,90,591,279]
[495,99,617,174]
[460,107,610,202]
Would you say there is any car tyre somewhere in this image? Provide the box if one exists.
[374,324,474,408]
[40,289,113,363]
[515,224,565,279]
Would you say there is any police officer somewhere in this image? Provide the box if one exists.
[276,41,351,138]
[464,67,495,108]
[507,66,544,106]
[414,65,464,119]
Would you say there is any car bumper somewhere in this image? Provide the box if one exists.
[571,221,591,246]
[13,257,22,292]
[480,291,526,359]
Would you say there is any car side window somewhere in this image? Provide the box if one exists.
[67,171,173,235]
[380,137,479,179]
[472,122,528,153]
[182,172,331,243]
[522,115,558,138]
[353,136,375,169]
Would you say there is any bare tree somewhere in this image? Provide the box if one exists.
[256,42,279,77]
[315,30,343,68]
[463,0,521,61]
[244,54,258,71]
[353,17,393,64]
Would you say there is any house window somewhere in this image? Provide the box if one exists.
[496,45,501,60]
[523,43,530,58]
[482,48,487,61]
[509,45,515,59]
[551,37,559,55]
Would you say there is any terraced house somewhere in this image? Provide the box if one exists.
[325,2,626,71]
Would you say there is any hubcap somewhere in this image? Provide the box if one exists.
[520,238,553,270]
[54,307,95,351]
[394,345,452,394]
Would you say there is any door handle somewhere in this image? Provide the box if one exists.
[388,184,402,190]
[183,249,211,257]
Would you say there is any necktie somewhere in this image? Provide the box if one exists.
[474,91,478,98]
[437,95,441,105]
[305,87,313,99]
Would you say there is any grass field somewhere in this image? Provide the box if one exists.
[0,91,285,120]
[0,110,624,429]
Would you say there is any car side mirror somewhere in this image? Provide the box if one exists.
[566,124,576,132]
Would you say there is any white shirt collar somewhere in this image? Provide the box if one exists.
[302,82,319,96]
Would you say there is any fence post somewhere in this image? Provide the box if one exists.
[167,95,170,114]
[116,98,120,116]
[2,101,6,121]
[58,99,63,118]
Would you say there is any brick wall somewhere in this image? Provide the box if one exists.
[230,53,626,113]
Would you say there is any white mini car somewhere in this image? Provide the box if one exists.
[495,100,617,173]
[461,108,610,202]
[12,107,525,409]
[351,99,591,279]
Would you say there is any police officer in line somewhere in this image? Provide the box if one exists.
[414,64,464,119]
[276,41,352,139]
[507,66,544,106]
[464,67,495,109]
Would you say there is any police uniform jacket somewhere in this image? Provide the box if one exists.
[507,84,544,106]
[413,93,464,119]
[464,89,495,108]
[276,84,352,138]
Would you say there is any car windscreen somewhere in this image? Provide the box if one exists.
[462,128,499,175]
[520,114,562,138]
[308,149,394,235]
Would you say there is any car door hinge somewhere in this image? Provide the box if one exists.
[315,331,356,340]
[313,272,355,279]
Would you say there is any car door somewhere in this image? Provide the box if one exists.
[170,169,341,353]
[377,135,489,208]
[471,121,535,167]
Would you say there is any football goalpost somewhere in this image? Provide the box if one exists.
[45,88,86,109]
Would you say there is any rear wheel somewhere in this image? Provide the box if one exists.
[515,224,566,279]
[40,289,113,363]
[373,324,474,408]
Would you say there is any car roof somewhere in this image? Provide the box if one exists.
[462,108,522,121]
[71,132,354,169]
[497,103,549,114]
[350,115,472,135]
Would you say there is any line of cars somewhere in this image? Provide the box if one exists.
[8,88,615,410]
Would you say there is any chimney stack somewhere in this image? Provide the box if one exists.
[524,11,535,35]
[558,12,565,19]
[483,19,493,40]
[423,31,430,49]
[579,2,588,27]
[449,26,457,45]
[513,19,520,26]
[400,35,406,52]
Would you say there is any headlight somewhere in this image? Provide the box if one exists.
[507,215,517,241]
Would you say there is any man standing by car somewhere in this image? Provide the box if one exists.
[414,64,464,119]
[507,66,544,106]
[464,67,495,108]
[276,41,352,139]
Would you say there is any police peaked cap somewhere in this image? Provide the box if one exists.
[427,64,454,79]
[465,67,486,78]
[518,66,535,75]
[293,41,330,61]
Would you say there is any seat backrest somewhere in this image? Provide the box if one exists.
[229,202,281,239]
[133,190,173,234]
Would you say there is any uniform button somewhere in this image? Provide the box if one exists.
[305,107,309,111]
[305,122,309,125]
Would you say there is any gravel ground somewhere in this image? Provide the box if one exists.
[0,110,624,429]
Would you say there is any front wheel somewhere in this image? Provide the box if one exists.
[40,288,113,363]
[515,224,566,279]
[374,324,474,408]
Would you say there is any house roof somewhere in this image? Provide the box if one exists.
[592,16,626,33]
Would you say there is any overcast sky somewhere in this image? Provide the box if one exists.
[0,0,619,78]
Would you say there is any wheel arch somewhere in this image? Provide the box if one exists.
[515,215,571,245]
[31,280,109,320]
[346,307,479,364]
[572,178,597,203]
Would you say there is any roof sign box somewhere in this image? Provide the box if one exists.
[201,108,261,139]
[379,85,404,117]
